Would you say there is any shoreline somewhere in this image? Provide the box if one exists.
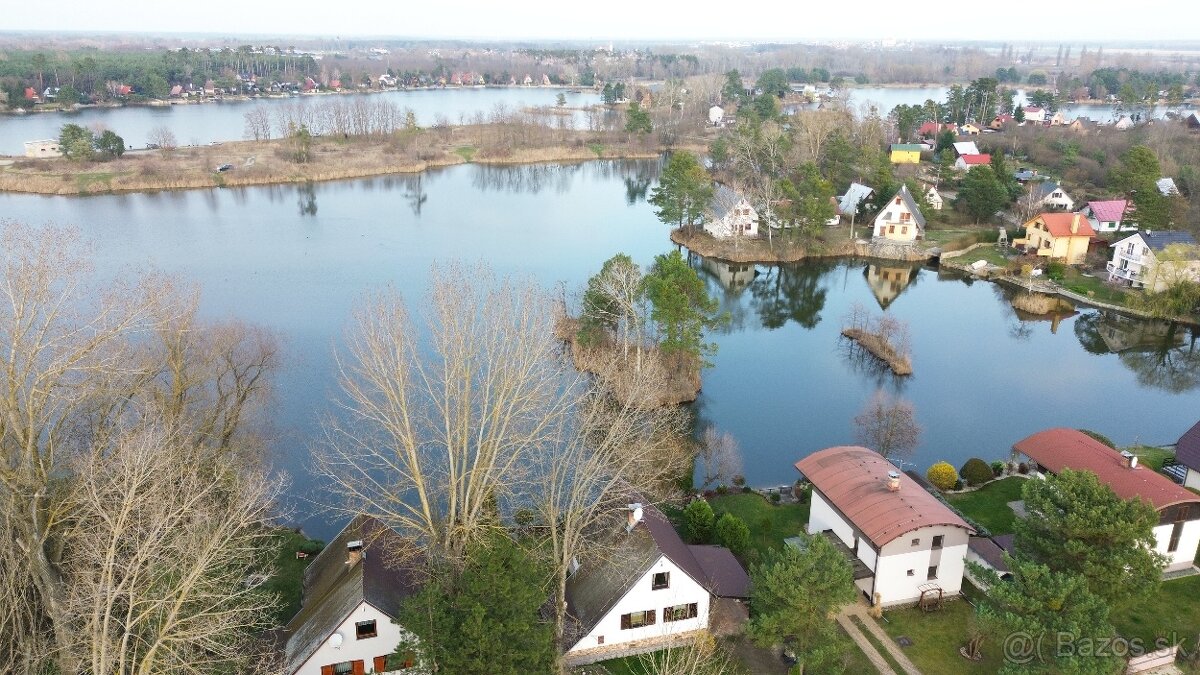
[0,133,698,196]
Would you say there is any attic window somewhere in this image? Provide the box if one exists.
[355,620,377,639]
[910,538,920,547]
[894,197,902,205]
[652,572,670,590]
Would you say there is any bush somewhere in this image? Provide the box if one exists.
[990,461,1005,477]
[770,492,781,503]
[732,475,746,488]
[683,498,715,544]
[742,486,753,494]
[960,458,994,486]
[714,513,751,556]
[1046,261,1066,282]
[715,485,729,495]
[954,478,964,490]
[297,538,325,555]
[926,461,958,491]
[1018,462,1029,474]
[1078,429,1116,449]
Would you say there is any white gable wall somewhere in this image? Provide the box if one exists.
[873,526,970,607]
[704,200,759,239]
[1154,520,1200,571]
[294,601,419,675]
[567,554,710,657]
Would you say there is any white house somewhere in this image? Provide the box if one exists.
[278,516,425,675]
[872,185,926,243]
[1169,420,1200,490]
[23,139,61,158]
[1158,177,1180,196]
[925,186,944,211]
[1114,115,1136,130]
[829,182,875,225]
[703,185,759,239]
[954,153,991,171]
[1028,181,1075,211]
[795,447,974,607]
[1079,199,1134,234]
[562,502,750,665]
[1107,230,1200,291]
[707,105,724,126]
[951,141,980,157]
[1014,429,1200,573]
[1023,106,1047,123]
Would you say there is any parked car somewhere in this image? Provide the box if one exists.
[215,163,234,172]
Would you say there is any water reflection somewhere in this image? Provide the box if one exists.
[1074,311,1200,393]
[468,159,661,197]
[864,262,922,310]
[297,182,318,216]
[692,255,759,333]
[749,260,837,330]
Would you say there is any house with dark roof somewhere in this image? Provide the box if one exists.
[795,447,975,607]
[1173,420,1200,490]
[1020,212,1095,264]
[1013,429,1200,573]
[561,502,749,666]
[277,515,425,675]
[965,534,1013,587]
[1079,199,1135,234]
[703,184,758,239]
[1028,180,1075,211]
[872,185,925,244]
[1107,230,1200,291]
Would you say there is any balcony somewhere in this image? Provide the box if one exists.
[1106,261,1144,281]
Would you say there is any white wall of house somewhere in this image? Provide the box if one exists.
[567,555,710,659]
[1185,468,1200,492]
[872,201,921,242]
[294,602,419,675]
[1153,520,1200,572]
[703,201,758,239]
[809,490,878,570]
[872,525,970,607]
[1040,190,1075,210]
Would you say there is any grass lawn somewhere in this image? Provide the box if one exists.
[923,228,982,246]
[1113,574,1200,646]
[1060,268,1130,305]
[851,615,905,673]
[950,245,1013,269]
[880,584,1003,675]
[708,492,810,563]
[947,477,1027,536]
[1132,445,1175,472]
[261,528,324,625]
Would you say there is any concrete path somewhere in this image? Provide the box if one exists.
[835,611,897,675]
[839,604,924,675]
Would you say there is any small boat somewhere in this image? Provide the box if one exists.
[568,89,582,94]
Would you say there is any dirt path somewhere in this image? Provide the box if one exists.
[840,604,924,675]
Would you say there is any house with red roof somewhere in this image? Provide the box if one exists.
[1020,212,1095,264]
[1014,429,1200,572]
[1079,199,1134,234]
[24,87,40,102]
[795,447,974,607]
[1023,105,1047,123]
[989,114,1014,130]
[953,153,991,171]
[917,121,956,137]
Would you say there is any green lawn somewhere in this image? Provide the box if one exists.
[1060,268,1130,305]
[261,528,324,625]
[1113,574,1200,646]
[949,245,1014,269]
[708,492,810,563]
[880,584,1003,675]
[946,477,1027,536]
[851,615,905,673]
[1132,445,1175,472]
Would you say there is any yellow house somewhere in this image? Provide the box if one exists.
[889,143,922,164]
[872,185,926,243]
[1021,213,1095,265]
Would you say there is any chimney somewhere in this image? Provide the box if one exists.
[1071,214,1080,234]
[625,503,644,533]
[1120,450,1138,469]
[346,540,364,567]
[886,471,901,492]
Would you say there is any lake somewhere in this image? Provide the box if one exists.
[2,160,1197,541]
[0,87,601,154]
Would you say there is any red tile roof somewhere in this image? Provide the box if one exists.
[1028,212,1096,238]
[1086,199,1128,223]
[1013,428,1200,511]
[959,153,991,165]
[795,446,973,548]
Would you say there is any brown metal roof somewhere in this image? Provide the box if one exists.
[795,446,973,548]
[688,545,751,598]
[968,536,1011,574]
[1013,428,1200,512]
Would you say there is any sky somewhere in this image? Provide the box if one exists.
[4,0,1198,43]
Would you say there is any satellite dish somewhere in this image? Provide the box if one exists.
[330,632,344,649]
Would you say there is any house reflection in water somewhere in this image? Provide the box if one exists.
[699,257,758,293]
[1095,314,1187,353]
[1009,293,1078,334]
[864,263,919,309]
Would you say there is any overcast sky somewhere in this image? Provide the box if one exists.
[4,0,1196,43]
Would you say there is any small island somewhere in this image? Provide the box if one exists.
[841,304,914,376]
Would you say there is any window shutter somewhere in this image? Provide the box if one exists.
[646,609,656,626]
[352,660,365,675]
[621,613,630,629]
[689,602,698,619]
[373,656,387,672]
[321,667,334,675]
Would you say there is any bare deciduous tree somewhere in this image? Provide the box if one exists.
[64,423,280,675]
[853,390,922,461]
[633,632,736,675]
[697,425,743,489]
[243,106,273,141]
[147,125,177,151]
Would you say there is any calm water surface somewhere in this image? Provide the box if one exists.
[1,160,1197,540]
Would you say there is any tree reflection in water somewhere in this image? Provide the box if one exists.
[1075,310,1200,393]
[749,260,838,330]
[296,181,317,216]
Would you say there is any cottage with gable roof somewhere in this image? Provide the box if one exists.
[703,185,758,239]
[795,447,974,607]
[872,185,925,243]
[1021,212,1095,264]
[1079,199,1135,234]
[561,502,749,665]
